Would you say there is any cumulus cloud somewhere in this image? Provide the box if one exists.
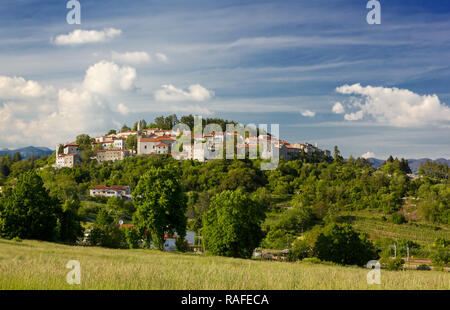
[117,103,130,115]
[301,110,315,117]
[336,83,450,127]
[332,102,345,114]
[111,51,151,64]
[53,28,122,46]
[361,151,375,159]
[0,60,137,147]
[344,110,363,121]
[155,84,214,102]
[0,76,53,99]
[83,61,137,95]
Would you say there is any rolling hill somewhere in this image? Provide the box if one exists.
[0,146,53,159]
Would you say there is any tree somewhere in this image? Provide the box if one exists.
[96,208,114,226]
[0,170,59,240]
[126,135,138,153]
[121,124,131,132]
[76,134,92,150]
[333,146,343,164]
[58,200,83,243]
[13,152,22,162]
[133,165,187,250]
[201,189,265,258]
[313,223,376,266]
[106,129,117,136]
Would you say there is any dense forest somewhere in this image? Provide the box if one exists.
[0,115,448,268]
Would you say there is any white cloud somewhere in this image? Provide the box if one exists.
[111,51,151,64]
[53,28,122,46]
[117,103,130,115]
[301,110,315,117]
[332,102,345,114]
[0,60,138,147]
[361,151,375,159]
[0,76,53,99]
[155,53,169,63]
[344,110,363,121]
[336,83,450,127]
[155,84,214,102]
[83,61,137,95]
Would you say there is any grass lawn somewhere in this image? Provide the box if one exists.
[0,238,448,290]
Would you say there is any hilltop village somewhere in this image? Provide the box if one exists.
[54,121,331,169]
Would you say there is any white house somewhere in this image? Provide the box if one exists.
[89,185,131,200]
[55,153,80,168]
[96,149,131,162]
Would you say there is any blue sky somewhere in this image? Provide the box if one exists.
[0,0,449,158]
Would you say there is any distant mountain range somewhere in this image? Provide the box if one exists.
[367,158,450,173]
[0,146,54,159]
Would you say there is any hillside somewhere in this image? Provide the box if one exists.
[0,146,53,159]
[367,157,450,173]
[0,238,448,290]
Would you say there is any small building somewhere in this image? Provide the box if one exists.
[63,142,79,155]
[55,153,80,168]
[96,149,130,162]
[89,185,131,200]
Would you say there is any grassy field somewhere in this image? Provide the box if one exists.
[338,210,450,246]
[0,238,448,290]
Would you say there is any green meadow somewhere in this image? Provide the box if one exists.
[0,238,448,290]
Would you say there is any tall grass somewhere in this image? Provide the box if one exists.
[0,239,448,290]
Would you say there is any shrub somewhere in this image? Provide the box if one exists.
[122,226,141,249]
[86,224,126,248]
[430,249,449,267]
[380,257,404,270]
[416,264,431,271]
[175,237,190,252]
[302,257,323,264]
[287,238,311,262]
[313,223,377,266]
[389,213,406,224]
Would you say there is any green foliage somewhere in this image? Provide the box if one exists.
[430,237,449,266]
[416,264,431,271]
[417,183,449,224]
[202,189,265,258]
[122,226,141,249]
[87,224,126,248]
[418,161,449,180]
[58,200,83,243]
[96,208,114,226]
[121,124,131,132]
[133,164,187,250]
[313,223,376,266]
[287,238,312,261]
[75,134,92,150]
[263,206,314,249]
[175,237,189,252]
[389,213,406,224]
[126,135,138,153]
[380,257,404,270]
[0,170,59,240]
